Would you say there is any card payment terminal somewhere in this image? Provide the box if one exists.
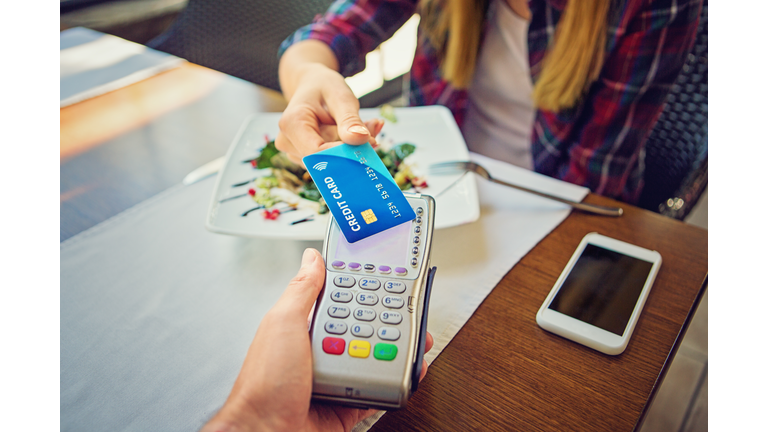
[310,192,436,410]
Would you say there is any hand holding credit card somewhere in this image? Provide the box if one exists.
[302,143,417,243]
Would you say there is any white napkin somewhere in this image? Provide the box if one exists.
[60,153,587,431]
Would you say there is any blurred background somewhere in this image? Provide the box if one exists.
[60,0,419,105]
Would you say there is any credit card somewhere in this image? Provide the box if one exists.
[303,143,417,243]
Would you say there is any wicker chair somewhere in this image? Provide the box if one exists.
[637,0,708,220]
[147,0,334,92]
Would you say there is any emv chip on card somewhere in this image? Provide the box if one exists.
[302,143,416,243]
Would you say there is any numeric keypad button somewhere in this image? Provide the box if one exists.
[382,296,404,309]
[333,275,355,288]
[324,321,347,335]
[350,323,374,338]
[353,308,376,321]
[327,305,350,318]
[378,327,401,341]
[383,280,406,294]
[330,290,352,303]
[358,277,381,291]
[380,311,403,324]
[356,293,378,306]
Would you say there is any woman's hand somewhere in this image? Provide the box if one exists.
[201,249,433,432]
[276,41,384,164]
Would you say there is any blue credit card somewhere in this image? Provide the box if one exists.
[303,143,417,243]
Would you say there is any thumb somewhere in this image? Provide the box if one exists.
[322,84,370,145]
[276,248,326,316]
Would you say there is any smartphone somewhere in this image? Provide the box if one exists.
[309,193,436,410]
[536,232,662,355]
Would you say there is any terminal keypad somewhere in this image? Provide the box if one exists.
[321,272,411,360]
[319,202,429,363]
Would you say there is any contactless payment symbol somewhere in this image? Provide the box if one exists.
[312,161,328,171]
[361,209,377,224]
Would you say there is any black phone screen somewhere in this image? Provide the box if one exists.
[548,244,654,336]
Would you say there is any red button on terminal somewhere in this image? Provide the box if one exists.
[323,337,345,355]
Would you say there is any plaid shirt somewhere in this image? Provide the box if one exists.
[280,0,702,203]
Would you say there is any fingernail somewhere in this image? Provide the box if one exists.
[301,248,317,268]
[348,125,369,135]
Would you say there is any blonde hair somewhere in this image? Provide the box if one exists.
[419,0,612,112]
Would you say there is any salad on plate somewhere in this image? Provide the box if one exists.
[230,136,427,224]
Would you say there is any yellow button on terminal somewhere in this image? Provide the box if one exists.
[348,340,371,358]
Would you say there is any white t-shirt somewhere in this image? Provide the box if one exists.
[462,0,536,169]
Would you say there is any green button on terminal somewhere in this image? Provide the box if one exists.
[373,343,398,361]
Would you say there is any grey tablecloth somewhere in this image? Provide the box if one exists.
[61,153,588,431]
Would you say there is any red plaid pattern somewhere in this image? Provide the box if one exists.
[280,0,702,202]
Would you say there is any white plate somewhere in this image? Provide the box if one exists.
[206,106,479,240]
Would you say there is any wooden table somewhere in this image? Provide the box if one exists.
[60,63,708,432]
[372,193,707,431]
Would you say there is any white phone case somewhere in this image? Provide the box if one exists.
[536,232,662,355]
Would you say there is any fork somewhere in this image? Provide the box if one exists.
[430,161,623,217]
